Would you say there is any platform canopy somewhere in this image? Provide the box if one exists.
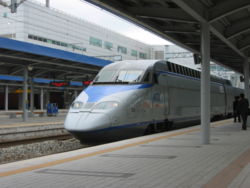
[0,37,111,82]
[85,0,250,73]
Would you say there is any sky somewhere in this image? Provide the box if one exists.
[32,0,171,45]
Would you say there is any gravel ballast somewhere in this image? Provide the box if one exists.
[0,138,86,164]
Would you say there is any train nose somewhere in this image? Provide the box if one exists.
[64,112,111,131]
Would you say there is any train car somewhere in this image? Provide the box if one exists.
[64,60,242,141]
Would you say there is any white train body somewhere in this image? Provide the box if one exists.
[64,60,242,141]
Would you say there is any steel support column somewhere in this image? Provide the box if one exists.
[201,22,211,144]
[46,0,50,7]
[40,88,44,111]
[5,85,8,111]
[74,90,78,99]
[30,78,34,114]
[22,67,28,122]
[244,59,250,100]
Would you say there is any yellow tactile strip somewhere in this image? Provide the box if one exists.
[203,144,250,188]
[0,119,231,177]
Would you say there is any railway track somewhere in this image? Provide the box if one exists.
[0,134,73,148]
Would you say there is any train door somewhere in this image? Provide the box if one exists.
[127,94,137,119]
[152,77,166,121]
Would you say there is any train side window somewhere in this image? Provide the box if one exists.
[177,65,181,74]
[171,63,175,72]
[174,65,177,73]
[191,69,194,77]
[175,65,179,73]
[179,65,183,74]
[183,67,187,75]
[187,68,190,76]
[172,64,175,72]
[180,66,184,75]
[182,67,185,75]
[172,64,176,73]
[189,69,192,77]
[153,73,158,84]
[176,65,180,74]
[185,68,188,76]
[196,71,199,78]
[168,63,172,72]
[191,70,195,77]
[194,70,197,78]
[143,72,150,82]
[167,62,171,71]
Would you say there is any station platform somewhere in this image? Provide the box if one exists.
[0,110,68,144]
[0,119,250,188]
[0,110,66,128]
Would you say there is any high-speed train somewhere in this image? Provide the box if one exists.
[64,60,242,141]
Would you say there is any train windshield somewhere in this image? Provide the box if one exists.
[116,70,143,82]
[93,69,144,84]
[94,70,117,83]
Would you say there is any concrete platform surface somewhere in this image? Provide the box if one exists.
[1,119,250,188]
[0,112,66,128]
[0,111,67,143]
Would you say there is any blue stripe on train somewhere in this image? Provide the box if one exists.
[84,84,153,102]
[87,119,165,133]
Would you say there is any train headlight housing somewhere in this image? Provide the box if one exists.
[93,101,119,110]
[71,101,83,109]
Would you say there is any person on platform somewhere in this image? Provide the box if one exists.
[237,93,249,130]
[233,96,241,122]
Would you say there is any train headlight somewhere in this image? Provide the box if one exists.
[93,101,119,110]
[71,101,83,109]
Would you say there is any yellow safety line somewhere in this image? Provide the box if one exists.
[203,148,250,188]
[0,119,230,177]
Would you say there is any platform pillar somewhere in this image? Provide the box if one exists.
[22,67,28,122]
[244,59,250,100]
[40,88,44,111]
[30,78,34,113]
[201,22,210,144]
[74,90,78,99]
[5,85,8,111]
[46,0,50,7]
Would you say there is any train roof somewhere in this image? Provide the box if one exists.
[106,60,232,86]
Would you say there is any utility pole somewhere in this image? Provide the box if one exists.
[10,0,17,13]
[0,0,27,13]
[46,0,50,8]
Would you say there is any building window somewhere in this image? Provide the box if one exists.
[89,37,102,47]
[117,46,127,54]
[28,34,86,52]
[104,41,113,50]
[47,39,53,44]
[0,33,16,38]
[131,49,137,57]
[139,52,147,59]
[3,12,7,18]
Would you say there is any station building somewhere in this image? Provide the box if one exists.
[0,0,153,111]
[0,0,151,61]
